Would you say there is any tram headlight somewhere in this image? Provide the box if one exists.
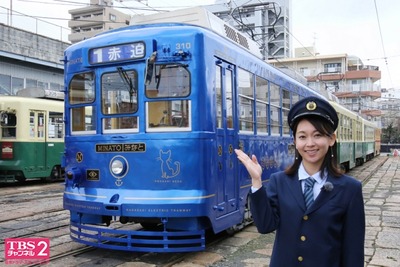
[111,160,124,175]
[109,156,128,178]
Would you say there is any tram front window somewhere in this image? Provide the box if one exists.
[101,70,139,133]
[146,100,191,131]
[145,64,190,98]
[1,113,16,138]
[145,63,191,131]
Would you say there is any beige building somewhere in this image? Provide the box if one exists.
[269,48,382,123]
[68,0,131,44]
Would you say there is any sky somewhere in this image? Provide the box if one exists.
[1,0,399,89]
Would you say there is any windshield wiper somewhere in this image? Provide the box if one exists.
[117,67,136,102]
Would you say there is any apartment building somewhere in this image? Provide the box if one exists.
[269,49,382,123]
[68,0,131,44]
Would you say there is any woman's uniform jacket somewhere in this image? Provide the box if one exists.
[250,171,365,267]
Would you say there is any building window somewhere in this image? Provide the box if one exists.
[26,78,37,88]
[110,14,116,22]
[11,77,23,95]
[0,74,11,94]
[299,67,308,76]
[324,63,341,73]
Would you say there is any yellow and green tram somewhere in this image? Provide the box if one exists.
[330,101,380,171]
[0,96,64,182]
[363,119,379,161]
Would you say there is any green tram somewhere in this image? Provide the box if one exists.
[331,101,380,171]
[0,96,64,182]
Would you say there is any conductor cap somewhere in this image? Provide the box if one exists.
[288,96,338,131]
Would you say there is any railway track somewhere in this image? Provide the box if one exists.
[0,156,388,267]
[0,181,234,266]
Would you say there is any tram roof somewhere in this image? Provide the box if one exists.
[130,6,263,59]
[16,88,64,100]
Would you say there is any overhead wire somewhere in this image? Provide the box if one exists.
[7,0,394,91]
[373,0,393,88]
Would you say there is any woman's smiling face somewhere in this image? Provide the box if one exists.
[294,119,336,173]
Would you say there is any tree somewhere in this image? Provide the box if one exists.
[382,122,400,143]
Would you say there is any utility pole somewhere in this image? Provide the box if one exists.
[10,0,12,26]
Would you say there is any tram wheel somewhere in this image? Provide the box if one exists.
[15,176,26,183]
[140,222,163,230]
[46,166,63,182]
[15,174,26,183]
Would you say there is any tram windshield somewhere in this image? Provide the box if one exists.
[145,63,191,131]
[101,69,139,133]
[102,70,138,114]
[0,113,16,138]
[145,64,190,98]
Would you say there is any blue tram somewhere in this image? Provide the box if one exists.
[62,19,376,252]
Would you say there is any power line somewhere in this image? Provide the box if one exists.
[373,0,393,88]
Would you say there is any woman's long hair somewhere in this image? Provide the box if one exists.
[285,116,343,178]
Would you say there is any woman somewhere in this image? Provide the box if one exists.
[235,96,365,267]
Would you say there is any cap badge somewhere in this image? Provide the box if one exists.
[306,101,317,111]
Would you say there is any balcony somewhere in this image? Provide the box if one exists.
[345,68,381,82]
[334,91,381,99]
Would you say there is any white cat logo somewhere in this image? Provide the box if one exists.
[157,150,180,178]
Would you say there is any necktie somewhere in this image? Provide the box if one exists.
[304,177,316,209]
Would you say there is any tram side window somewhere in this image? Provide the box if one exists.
[349,119,354,140]
[270,82,281,135]
[69,72,96,134]
[341,116,346,140]
[342,116,350,140]
[28,112,45,138]
[338,114,343,141]
[37,113,45,138]
[365,126,374,141]
[216,65,222,128]
[0,113,16,138]
[290,92,301,134]
[71,106,96,134]
[282,89,290,135]
[226,69,233,129]
[292,92,300,104]
[48,112,64,138]
[356,121,362,141]
[238,68,254,133]
[255,75,268,134]
[69,72,95,104]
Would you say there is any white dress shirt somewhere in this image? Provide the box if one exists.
[251,162,328,198]
[298,162,327,200]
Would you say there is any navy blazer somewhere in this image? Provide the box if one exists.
[250,171,365,267]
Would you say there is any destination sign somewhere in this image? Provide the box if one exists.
[89,42,146,64]
[95,143,146,153]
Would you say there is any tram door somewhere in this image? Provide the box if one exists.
[29,111,46,173]
[215,59,237,216]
